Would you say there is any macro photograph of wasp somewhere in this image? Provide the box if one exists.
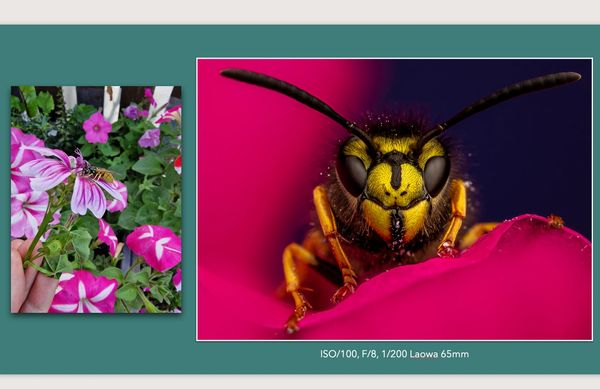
[197,59,591,340]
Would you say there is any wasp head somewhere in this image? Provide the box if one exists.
[336,126,452,247]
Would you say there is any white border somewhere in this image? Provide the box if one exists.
[195,57,593,342]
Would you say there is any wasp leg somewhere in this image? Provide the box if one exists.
[282,243,318,333]
[459,222,499,250]
[313,185,358,304]
[437,179,467,257]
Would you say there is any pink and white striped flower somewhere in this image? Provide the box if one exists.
[98,219,118,256]
[19,147,75,192]
[49,270,118,313]
[20,148,125,219]
[155,105,181,125]
[106,181,128,212]
[11,128,45,194]
[173,268,182,292]
[126,225,182,272]
[11,191,49,239]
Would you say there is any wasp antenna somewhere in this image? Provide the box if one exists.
[221,68,377,152]
[416,72,582,150]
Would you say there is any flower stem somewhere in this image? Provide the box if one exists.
[23,202,55,266]
[124,257,143,281]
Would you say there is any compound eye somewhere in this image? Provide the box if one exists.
[336,152,367,197]
[423,156,450,197]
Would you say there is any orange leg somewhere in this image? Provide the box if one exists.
[282,243,318,333]
[313,186,358,304]
[437,179,467,257]
[459,222,498,250]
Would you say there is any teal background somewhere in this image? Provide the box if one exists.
[0,25,597,374]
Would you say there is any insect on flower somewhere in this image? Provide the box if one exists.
[221,68,582,333]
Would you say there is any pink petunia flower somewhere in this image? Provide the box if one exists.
[155,105,181,124]
[140,109,149,118]
[83,112,112,144]
[138,128,161,148]
[20,148,125,219]
[106,181,128,212]
[49,270,118,313]
[174,154,181,175]
[173,268,182,292]
[98,219,118,256]
[11,128,45,194]
[11,191,49,239]
[126,225,181,272]
[144,88,157,107]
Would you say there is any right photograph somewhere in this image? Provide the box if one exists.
[196,58,592,340]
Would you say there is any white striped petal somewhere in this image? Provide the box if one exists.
[51,303,78,312]
[90,283,117,303]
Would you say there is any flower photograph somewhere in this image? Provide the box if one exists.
[197,59,591,340]
[10,86,182,314]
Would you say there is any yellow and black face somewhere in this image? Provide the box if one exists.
[336,135,451,246]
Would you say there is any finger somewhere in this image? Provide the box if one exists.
[17,238,42,259]
[11,239,24,251]
[20,274,59,313]
[23,255,46,295]
[10,248,26,313]
[17,239,44,294]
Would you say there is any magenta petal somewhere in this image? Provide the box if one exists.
[173,268,182,292]
[198,214,592,340]
[50,270,118,314]
[106,181,128,212]
[11,191,49,239]
[126,225,182,272]
[98,219,118,256]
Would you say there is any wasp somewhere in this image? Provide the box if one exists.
[221,68,581,333]
[80,163,115,183]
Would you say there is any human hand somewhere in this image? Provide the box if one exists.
[10,239,59,313]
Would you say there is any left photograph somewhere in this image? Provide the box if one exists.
[10,86,182,314]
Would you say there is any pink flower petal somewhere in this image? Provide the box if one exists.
[98,219,118,256]
[50,270,118,314]
[11,191,49,239]
[106,181,128,212]
[197,214,591,340]
[83,112,112,144]
[126,225,182,272]
[173,268,182,292]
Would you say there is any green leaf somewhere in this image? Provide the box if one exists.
[55,254,74,274]
[37,91,55,114]
[73,214,99,238]
[10,95,24,112]
[71,229,92,261]
[135,203,162,225]
[132,153,164,175]
[98,142,120,157]
[116,284,138,302]
[72,104,97,123]
[80,143,94,157]
[138,290,162,313]
[81,258,97,271]
[149,285,164,303]
[129,269,150,286]
[100,267,124,284]
[118,204,139,230]
[20,86,39,117]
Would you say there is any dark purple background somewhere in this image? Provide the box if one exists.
[359,59,592,238]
